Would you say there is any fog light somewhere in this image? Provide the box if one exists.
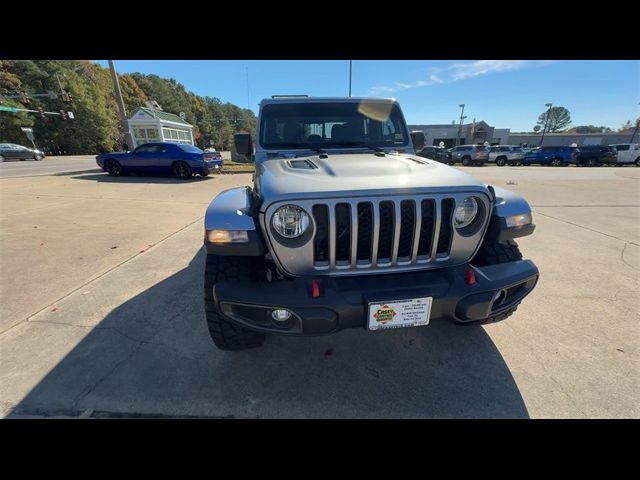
[271,309,292,322]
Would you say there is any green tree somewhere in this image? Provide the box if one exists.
[1,60,255,154]
[618,120,638,132]
[536,106,571,133]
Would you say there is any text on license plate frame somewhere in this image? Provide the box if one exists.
[367,297,432,331]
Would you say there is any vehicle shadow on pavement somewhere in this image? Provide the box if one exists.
[11,248,528,419]
[67,173,216,183]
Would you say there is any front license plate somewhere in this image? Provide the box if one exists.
[367,297,432,331]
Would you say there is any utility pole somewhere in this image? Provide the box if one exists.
[540,102,552,147]
[631,120,640,144]
[108,60,134,150]
[349,60,352,97]
[630,105,640,143]
[246,67,250,110]
[457,104,465,145]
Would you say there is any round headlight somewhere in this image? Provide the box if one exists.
[453,197,478,229]
[272,205,310,238]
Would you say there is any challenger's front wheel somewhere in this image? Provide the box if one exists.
[105,159,124,176]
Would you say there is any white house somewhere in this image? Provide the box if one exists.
[128,107,194,147]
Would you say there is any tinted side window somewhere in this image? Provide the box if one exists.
[614,145,629,151]
[136,145,156,153]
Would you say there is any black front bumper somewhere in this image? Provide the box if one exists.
[213,260,539,335]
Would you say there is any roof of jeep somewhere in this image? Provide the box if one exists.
[259,96,398,106]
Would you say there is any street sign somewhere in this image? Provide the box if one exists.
[0,105,18,112]
[21,127,33,132]
[68,111,75,119]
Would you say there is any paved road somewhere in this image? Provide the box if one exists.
[0,165,638,418]
[0,156,100,178]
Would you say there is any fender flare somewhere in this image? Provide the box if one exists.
[204,186,266,256]
[484,186,535,241]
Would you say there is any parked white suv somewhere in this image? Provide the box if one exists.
[609,143,639,166]
[488,145,525,167]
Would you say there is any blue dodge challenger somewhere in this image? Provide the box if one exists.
[96,142,223,180]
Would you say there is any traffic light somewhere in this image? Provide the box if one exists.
[20,91,30,104]
[61,90,73,102]
[38,107,45,118]
[59,110,67,120]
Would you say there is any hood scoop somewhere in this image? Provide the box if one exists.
[287,159,319,170]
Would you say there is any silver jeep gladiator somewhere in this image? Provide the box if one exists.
[203,96,539,350]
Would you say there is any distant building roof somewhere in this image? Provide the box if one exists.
[135,107,191,126]
[510,131,626,136]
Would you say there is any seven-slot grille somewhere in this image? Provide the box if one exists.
[313,197,456,269]
[263,193,490,276]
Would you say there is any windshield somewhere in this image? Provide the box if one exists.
[259,101,409,149]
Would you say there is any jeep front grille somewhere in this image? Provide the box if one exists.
[263,193,491,276]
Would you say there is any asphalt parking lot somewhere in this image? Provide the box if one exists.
[1,156,638,418]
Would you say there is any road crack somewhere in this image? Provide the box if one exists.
[620,243,640,272]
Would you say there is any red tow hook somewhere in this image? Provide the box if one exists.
[465,267,477,286]
[312,279,321,298]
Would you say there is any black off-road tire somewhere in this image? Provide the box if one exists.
[476,304,520,325]
[472,239,523,268]
[462,239,524,325]
[204,254,268,350]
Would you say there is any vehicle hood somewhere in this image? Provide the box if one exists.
[257,153,489,206]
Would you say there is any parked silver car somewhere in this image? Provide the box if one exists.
[449,145,489,166]
[488,145,525,166]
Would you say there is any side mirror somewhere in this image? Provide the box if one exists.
[234,133,254,162]
[410,131,425,152]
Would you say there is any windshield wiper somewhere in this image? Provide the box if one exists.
[266,143,328,155]
[327,142,385,153]
[308,147,327,155]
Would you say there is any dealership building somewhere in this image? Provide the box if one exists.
[409,121,635,148]
[408,121,510,148]
[507,132,633,147]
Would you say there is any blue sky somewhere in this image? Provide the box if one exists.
[96,60,638,132]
